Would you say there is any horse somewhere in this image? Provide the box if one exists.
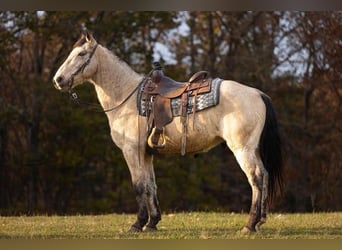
[53,31,283,233]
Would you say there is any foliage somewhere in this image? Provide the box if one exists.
[0,11,341,215]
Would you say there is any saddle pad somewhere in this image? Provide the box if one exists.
[137,78,223,117]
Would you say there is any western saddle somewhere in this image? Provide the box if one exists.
[141,62,212,155]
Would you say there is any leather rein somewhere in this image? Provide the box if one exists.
[68,43,146,113]
[69,81,144,113]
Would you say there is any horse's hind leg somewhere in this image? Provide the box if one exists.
[122,148,161,232]
[256,151,268,231]
[234,148,266,232]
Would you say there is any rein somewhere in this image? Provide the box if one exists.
[69,77,146,113]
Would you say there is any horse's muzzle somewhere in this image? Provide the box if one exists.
[53,75,71,91]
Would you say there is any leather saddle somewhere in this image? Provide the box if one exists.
[146,70,210,98]
[141,63,211,155]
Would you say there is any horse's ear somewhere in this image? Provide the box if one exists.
[84,31,95,44]
[74,31,95,48]
[84,31,91,42]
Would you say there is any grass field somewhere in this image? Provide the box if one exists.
[1,212,342,239]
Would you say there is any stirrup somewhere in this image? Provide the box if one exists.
[147,127,166,149]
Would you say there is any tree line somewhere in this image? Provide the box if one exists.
[0,11,341,215]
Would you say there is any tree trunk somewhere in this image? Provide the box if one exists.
[207,12,216,76]
[189,11,197,73]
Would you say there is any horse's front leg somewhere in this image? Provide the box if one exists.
[122,147,161,232]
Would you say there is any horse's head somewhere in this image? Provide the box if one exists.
[53,31,99,92]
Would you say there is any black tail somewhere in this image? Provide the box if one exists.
[259,94,284,204]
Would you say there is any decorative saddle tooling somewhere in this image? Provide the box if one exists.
[137,62,222,155]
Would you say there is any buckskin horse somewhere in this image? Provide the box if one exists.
[53,31,283,233]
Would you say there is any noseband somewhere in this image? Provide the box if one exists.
[69,43,98,90]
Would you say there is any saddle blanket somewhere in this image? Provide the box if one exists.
[137,78,223,117]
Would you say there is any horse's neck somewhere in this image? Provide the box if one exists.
[91,45,142,110]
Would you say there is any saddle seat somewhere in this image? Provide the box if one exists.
[145,70,210,98]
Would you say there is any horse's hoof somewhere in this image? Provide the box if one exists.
[240,226,255,234]
[255,219,266,232]
[144,226,158,232]
[128,225,142,232]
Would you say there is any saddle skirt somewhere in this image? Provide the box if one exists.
[137,78,223,117]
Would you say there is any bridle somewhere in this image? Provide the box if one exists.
[69,43,99,90]
[66,42,148,113]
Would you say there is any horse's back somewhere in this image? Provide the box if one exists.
[220,80,264,105]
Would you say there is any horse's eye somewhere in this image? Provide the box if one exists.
[78,51,87,57]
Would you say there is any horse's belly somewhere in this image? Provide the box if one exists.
[156,117,223,154]
[157,136,222,155]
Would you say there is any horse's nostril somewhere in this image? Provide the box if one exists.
[53,76,65,90]
[56,76,63,84]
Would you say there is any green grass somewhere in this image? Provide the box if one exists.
[1,212,342,239]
